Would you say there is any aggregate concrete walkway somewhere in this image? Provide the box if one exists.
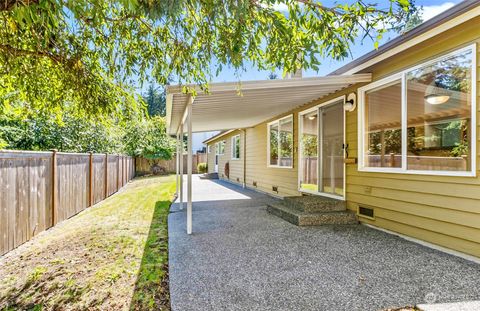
[168,176,480,311]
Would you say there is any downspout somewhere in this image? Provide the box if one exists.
[241,129,246,188]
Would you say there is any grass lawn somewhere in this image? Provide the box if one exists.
[0,175,176,311]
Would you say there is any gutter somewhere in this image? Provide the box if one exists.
[329,0,480,76]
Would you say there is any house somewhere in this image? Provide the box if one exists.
[166,0,480,259]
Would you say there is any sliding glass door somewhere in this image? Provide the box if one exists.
[300,98,344,198]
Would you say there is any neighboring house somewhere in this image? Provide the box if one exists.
[192,131,219,153]
[166,1,480,258]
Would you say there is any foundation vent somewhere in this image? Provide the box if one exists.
[272,186,278,193]
[358,206,374,219]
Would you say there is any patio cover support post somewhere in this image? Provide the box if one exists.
[187,96,193,235]
[175,133,180,196]
[179,123,184,210]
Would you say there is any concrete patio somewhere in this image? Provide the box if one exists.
[168,176,480,311]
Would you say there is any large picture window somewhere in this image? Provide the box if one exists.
[359,45,476,176]
[268,115,293,168]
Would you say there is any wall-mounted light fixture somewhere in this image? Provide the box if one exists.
[344,92,357,112]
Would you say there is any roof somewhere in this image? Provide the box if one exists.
[330,0,480,76]
[166,73,371,135]
[202,130,235,144]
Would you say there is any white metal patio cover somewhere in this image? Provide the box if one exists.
[166,73,372,234]
[166,73,372,135]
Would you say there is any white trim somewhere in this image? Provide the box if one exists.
[339,6,480,76]
[363,224,480,265]
[299,188,345,201]
[298,96,346,199]
[215,140,226,156]
[267,114,294,169]
[231,134,241,160]
[357,44,477,177]
[203,129,235,145]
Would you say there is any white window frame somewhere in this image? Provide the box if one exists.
[297,96,346,200]
[231,135,240,160]
[215,141,225,155]
[267,114,294,169]
[207,145,211,153]
[358,44,477,177]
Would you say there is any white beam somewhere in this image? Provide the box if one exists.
[187,95,194,235]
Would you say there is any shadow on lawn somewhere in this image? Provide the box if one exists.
[129,200,173,311]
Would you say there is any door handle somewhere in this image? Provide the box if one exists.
[342,143,349,158]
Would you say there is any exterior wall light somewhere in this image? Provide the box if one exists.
[344,92,357,112]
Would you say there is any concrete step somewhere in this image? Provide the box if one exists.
[199,172,219,180]
[284,196,346,213]
[267,203,358,226]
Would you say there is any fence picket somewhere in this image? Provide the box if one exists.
[0,150,136,256]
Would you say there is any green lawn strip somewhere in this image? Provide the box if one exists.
[0,175,176,311]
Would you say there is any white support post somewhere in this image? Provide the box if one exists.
[175,133,180,196]
[179,124,184,210]
[187,97,193,235]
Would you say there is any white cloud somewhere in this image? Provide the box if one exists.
[421,2,457,21]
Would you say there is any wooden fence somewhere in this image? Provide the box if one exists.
[136,152,207,175]
[0,150,135,256]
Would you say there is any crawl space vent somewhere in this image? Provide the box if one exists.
[358,206,374,219]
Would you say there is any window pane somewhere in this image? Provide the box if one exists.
[365,80,402,168]
[232,136,240,159]
[406,50,472,171]
[269,123,278,165]
[236,137,240,158]
[279,117,293,167]
[300,111,318,191]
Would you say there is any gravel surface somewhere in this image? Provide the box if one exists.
[169,176,480,311]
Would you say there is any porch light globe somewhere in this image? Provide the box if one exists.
[344,93,357,112]
[344,101,355,111]
[425,94,450,105]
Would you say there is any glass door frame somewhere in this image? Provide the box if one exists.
[298,95,346,200]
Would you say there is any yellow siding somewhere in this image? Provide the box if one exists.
[205,20,480,258]
[245,122,299,197]
[345,20,480,258]
[206,130,245,186]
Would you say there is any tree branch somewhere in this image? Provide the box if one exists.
[1,0,39,11]
[0,43,63,63]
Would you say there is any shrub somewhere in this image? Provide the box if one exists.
[197,162,207,173]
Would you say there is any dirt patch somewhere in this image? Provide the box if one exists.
[0,175,176,311]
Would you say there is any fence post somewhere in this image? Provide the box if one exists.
[89,152,93,207]
[124,156,127,184]
[50,149,57,226]
[104,153,108,198]
[117,154,120,191]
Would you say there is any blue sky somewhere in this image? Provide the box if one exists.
[210,0,461,83]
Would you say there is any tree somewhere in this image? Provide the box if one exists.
[123,116,175,160]
[1,0,416,117]
[144,84,166,117]
[268,72,279,80]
